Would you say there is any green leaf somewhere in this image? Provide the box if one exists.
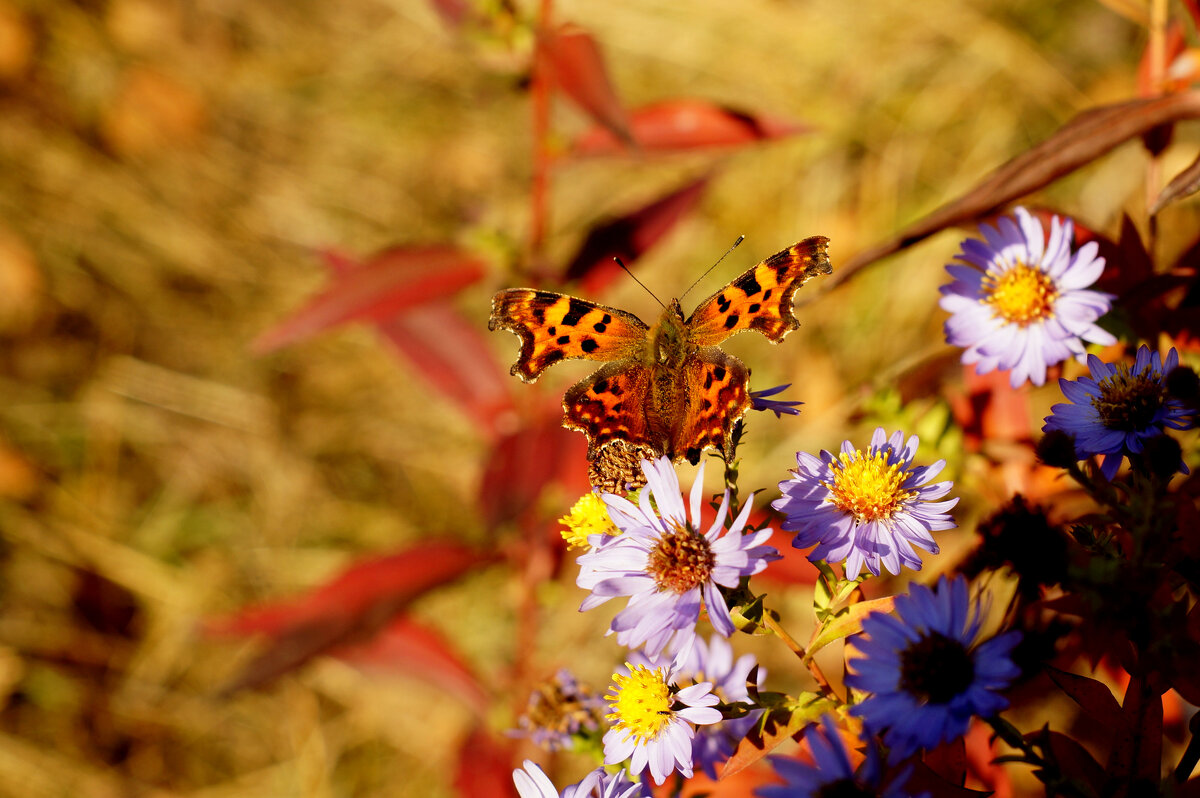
[720,691,838,778]
[808,595,896,658]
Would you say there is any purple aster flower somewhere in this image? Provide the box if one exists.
[772,428,957,578]
[756,715,922,798]
[511,669,606,751]
[939,206,1115,388]
[602,661,722,785]
[626,635,763,780]
[845,575,1021,761]
[1043,345,1194,479]
[512,760,647,798]
[751,384,803,418]
[576,457,780,658]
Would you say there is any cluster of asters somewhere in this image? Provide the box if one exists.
[512,207,1195,797]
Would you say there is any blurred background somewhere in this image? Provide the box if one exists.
[0,0,1195,795]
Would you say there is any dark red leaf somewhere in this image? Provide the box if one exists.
[833,91,1200,290]
[252,246,486,353]
[537,23,631,145]
[904,759,993,798]
[570,99,811,156]
[1038,731,1108,797]
[1107,675,1164,781]
[563,175,710,292]
[1089,213,1154,297]
[453,725,517,798]
[377,301,516,438]
[478,411,589,529]
[335,615,488,715]
[925,735,968,786]
[1151,149,1200,214]
[1046,666,1125,731]
[206,542,496,691]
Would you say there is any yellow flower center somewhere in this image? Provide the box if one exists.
[983,262,1058,325]
[605,664,672,744]
[647,521,715,594]
[824,450,914,523]
[558,492,619,549]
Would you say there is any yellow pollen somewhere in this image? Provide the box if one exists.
[558,492,619,549]
[605,664,673,743]
[983,262,1058,325]
[824,450,914,523]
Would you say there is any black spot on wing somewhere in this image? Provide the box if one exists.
[562,298,590,327]
[747,303,761,313]
[541,350,565,367]
[593,378,609,394]
[736,272,763,297]
[723,314,739,330]
[685,446,701,464]
[713,365,726,381]
[581,338,598,353]
[716,295,731,313]
[763,288,773,300]
[557,335,571,345]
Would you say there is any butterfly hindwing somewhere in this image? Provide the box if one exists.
[562,360,654,459]
[672,349,750,464]
[489,289,649,383]
[686,236,831,347]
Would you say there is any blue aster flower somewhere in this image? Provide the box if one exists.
[577,457,780,658]
[939,206,1115,388]
[512,760,647,798]
[1043,345,1194,479]
[845,575,1021,761]
[751,384,803,418]
[772,428,957,578]
[756,715,921,798]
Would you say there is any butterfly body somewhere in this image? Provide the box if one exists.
[489,237,831,478]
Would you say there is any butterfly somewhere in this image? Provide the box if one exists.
[488,237,831,487]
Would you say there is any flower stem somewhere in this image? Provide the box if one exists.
[763,612,840,701]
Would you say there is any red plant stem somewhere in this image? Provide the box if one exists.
[1146,0,1167,233]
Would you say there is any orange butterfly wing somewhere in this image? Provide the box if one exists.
[685,236,831,346]
[562,361,654,459]
[488,289,648,383]
[671,349,750,464]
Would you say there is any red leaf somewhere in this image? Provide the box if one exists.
[563,176,710,292]
[571,99,811,156]
[1038,730,1107,798]
[964,721,1012,797]
[925,735,968,786]
[428,0,472,28]
[1108,675,1163,780]
[537,23,631,145]
[835,91,1200,289]
[206,542,496,691]
[1046,666,1126,731]
[478,411,589,529]
[377,301,516,438]
[335,615,488,715]
[453,725,517,798]
[252,246,486,353]
[1138,22,1188,97]
[947,365,1033,451]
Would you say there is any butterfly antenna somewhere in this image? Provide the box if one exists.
[679,235,745,302]
[614,256,667,310]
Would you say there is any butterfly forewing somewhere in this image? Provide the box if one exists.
[489,289,648,382]
[686,236,831,347]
